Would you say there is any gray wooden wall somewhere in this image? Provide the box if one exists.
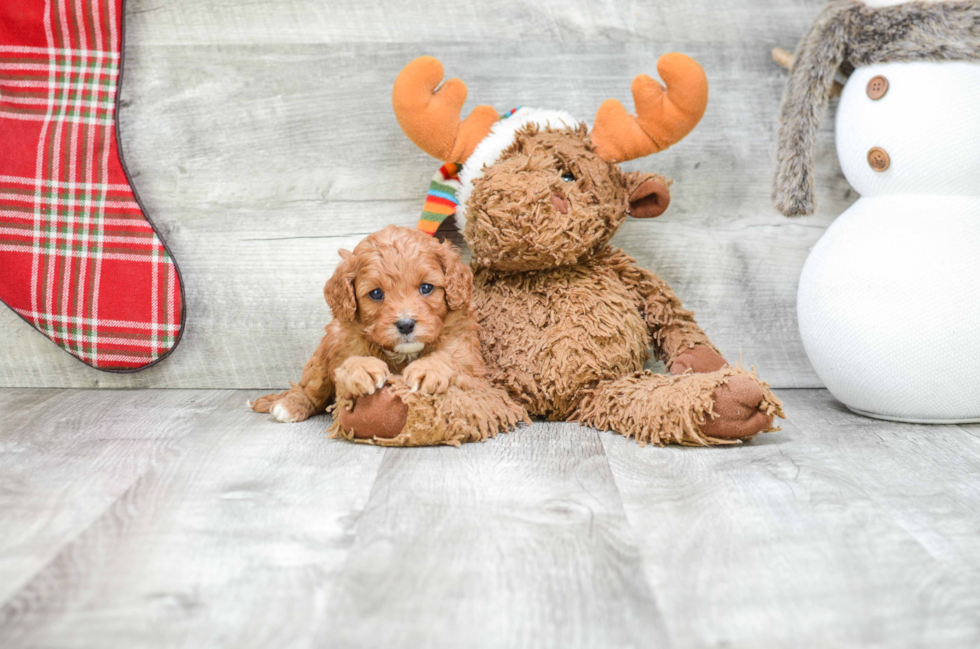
[0,0,853,389]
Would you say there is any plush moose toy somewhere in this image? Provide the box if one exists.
[337,54,783,446]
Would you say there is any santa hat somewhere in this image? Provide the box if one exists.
[416,107,582,235]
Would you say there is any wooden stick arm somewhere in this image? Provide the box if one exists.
[771,47,794,70]
[772,47,843,97]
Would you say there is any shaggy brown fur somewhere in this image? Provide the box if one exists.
[250,225,523,445]
[773,0,980,216]
[472,246,720,420]
[466,124,634,270]
[338,124,784,446]
[576,366,782,446]
[334,123,782,447]
[329,377,528,447]
[338,54,785,446]
[457,126,784,445]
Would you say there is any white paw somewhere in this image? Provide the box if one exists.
[271,402,300,423]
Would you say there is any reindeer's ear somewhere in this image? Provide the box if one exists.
[324,250,358,322]
[436,240,473,310]
[624,171,671,219]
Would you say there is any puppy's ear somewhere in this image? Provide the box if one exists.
[324,249,358,322]
[436,241,473,310]
[624,171,671,219]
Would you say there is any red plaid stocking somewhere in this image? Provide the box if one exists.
[0,0,184,371]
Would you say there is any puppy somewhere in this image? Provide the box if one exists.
[250,225,484,423]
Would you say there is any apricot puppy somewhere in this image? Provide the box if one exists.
[250,225,483,424]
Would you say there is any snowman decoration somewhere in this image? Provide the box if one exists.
[773,0,980,422]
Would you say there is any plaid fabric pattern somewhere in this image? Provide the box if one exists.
[0,0,184,371]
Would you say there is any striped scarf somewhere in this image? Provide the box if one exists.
[416,108,521,235]
[417,162,461,236]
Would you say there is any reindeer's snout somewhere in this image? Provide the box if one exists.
[551,192,569,214]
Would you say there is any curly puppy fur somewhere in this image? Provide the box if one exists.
[251,225,524,443]
[773,0,980,216]
[464,125,783,445]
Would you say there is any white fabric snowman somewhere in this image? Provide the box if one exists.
[775,0,980,422]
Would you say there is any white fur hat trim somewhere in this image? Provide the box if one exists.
[455,107,582,229]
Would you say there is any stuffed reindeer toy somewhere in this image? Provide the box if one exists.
[337,54,784,446]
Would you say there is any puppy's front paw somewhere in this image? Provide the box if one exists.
[249,391,284,413]
[403,358,454,394]
[271,401,303,423]
[335,356,390,398]
[262,391,315,423]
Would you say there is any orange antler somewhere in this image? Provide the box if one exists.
[392,56,499,163]
[590,53,708,163]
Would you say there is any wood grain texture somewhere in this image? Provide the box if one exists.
[601,390,980,648]
[318,422,668,649]
[126,0,826,46]
[0,389,227,604]
[0,0,847,388]
[2,388,980,647]
[0,391,385,649]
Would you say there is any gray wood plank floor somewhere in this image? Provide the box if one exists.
[0,0,845,389]
[2,388,978,648]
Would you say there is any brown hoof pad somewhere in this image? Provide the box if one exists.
[703,376,773,439]
[670,345,728,375]
[336,385,409,439]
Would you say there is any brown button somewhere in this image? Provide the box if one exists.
[866,75,888,100]
[867,147,890,172]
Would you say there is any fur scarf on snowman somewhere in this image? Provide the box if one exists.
[772,0,980,217]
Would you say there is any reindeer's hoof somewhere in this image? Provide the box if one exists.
[670,345,728,375]
[703,376,773,439]
[336,385,409,440]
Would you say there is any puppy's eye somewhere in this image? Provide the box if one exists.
[368,288,384,301]
[419,283,434,296]
[561,171,575,182]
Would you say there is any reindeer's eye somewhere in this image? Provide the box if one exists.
[419,283,434,296]
[561,171,575,182]
[368,288,384,301]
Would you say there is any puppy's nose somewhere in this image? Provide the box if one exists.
[396,319,416,335]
